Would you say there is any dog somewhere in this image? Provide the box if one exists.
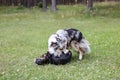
[48,28,91,60]
[35,51,72,65]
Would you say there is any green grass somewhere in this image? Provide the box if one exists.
[0,2,120,80]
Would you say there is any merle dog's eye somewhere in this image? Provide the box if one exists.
[56,38,61,42]
[51,42,58,47]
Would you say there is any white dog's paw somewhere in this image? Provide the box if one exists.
[79,55,83,60]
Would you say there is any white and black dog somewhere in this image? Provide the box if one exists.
[48,28,91,60]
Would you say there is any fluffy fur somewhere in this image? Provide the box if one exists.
[48,28,91,60]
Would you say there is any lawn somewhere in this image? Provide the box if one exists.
[0,2,120,80]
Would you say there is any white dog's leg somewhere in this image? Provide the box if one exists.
[79,54,83,60]
[78,49,83,60]
[70,40,84,60]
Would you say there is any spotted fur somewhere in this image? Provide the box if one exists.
[48,28,91,60]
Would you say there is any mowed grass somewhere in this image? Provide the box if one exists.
[0,2,120,80]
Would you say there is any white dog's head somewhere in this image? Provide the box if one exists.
[48,31,67,56]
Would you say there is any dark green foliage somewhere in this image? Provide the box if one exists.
[38,2,42,8]
[17,3,25,10]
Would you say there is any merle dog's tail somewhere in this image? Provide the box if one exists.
[79,38,91,54]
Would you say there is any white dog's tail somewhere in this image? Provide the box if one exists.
[79,38,91,54]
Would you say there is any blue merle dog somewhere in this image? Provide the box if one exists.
[48,28,91,60]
